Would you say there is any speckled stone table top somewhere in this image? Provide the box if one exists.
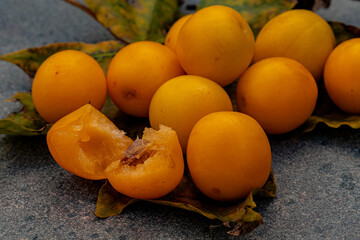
[0,1,359,239]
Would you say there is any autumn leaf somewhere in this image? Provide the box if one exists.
[95,181,139,218]
[95,171,276,235]
[0,92,51,136]
[66,0,179,43]
[253,170,277,198]
[301,81,360,133]
[329,21,360,45]
[305,115,360,133]
[198,0,297,35]
[0,93,148,137]
[0,40,124,78]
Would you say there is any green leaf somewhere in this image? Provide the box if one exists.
[80,0,179,43]
[329,21,360,45]
[302,81,360,133]
[95,171,276,235]
[0,92,51,136]
[198,0,297,35]
[0,40,125,78]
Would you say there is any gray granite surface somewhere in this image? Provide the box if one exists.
[0,0,359,239]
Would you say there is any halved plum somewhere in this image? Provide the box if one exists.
[46,104,133,180]
[105,125,184,200]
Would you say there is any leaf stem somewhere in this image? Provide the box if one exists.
[63,0,97,19]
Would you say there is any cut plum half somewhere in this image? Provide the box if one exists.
[46,104,133,180]
[105,125,184,200]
